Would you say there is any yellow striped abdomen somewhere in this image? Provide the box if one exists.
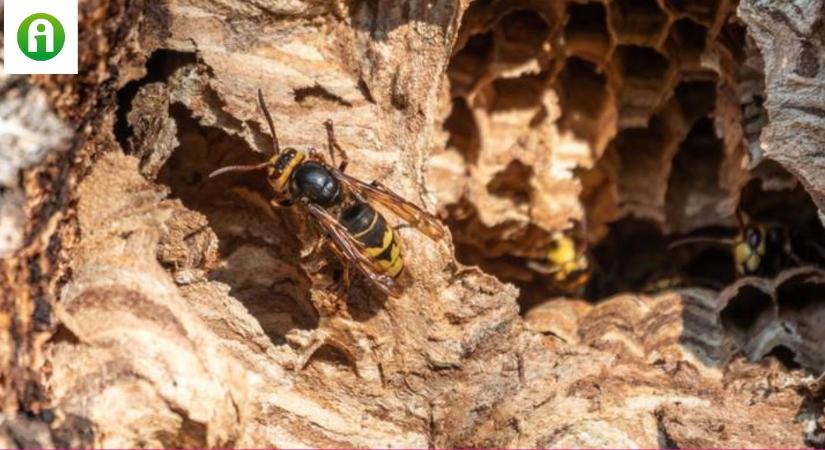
[340,202,405,278]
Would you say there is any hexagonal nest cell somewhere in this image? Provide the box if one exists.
[430,0,825,370]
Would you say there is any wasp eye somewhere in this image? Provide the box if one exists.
[548,240,560,250]
[747,227,761,248]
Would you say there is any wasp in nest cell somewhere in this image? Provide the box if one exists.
[209,90,446,298]
[669,210,824,278]
[528,227,591,297]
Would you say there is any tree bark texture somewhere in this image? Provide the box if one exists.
[1,0,825,447]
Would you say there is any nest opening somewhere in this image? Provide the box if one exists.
[438,0,825,332]
[777,275,825,313]
[720,285,773,339]
[556,57,610,147]
[616,45,671,90]
[496,9,552,64]
[665,0,720,24]
[487,160,534,204]
[115,50,198,150]
[665,117,726,226]
[668,19,709,66]
[564,2,610,59]
[609,0,669,44]
[764,345,803,371]
[308,344,358,373]
[444,98,482,164]
[155,102,320,344]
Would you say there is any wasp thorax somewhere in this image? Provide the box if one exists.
[290,160,341,207]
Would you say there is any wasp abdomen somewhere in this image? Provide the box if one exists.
[341,202,404,278]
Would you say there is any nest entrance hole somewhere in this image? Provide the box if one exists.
[439,0,825,313]
[153,100,320,344]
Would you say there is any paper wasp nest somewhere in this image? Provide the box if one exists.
[430,0,744,256]
[2,0,825,448]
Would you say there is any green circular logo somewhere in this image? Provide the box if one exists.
[17,13,66,61]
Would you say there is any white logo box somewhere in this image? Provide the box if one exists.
[3,0,78,75]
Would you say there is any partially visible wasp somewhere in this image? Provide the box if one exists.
[528,227,590,296]
[669,210,800,277]
[209,90,445,297]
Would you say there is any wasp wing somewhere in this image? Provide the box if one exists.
[331,169,445,241]
[305,203,403,297]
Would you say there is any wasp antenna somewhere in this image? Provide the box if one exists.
[668,236,735,250]
[208,162,270,178]
[257,89,280,155]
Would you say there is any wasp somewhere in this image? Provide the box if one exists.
[669,211,802,277]
[732,221,786,275]
[729,216,825,276]
[209,90,445,297]
[528,229,590,295]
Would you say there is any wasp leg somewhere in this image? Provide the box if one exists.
[321,239,352,299]
[307,147,325,162]
[324,119,349,172]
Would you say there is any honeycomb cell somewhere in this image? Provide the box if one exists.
[487,160,534,204]
[664,0,721,26]
[444,98,481,164]
[720,284,775,341]
[612,45,675,128]
[609,0,670,47]
[717,20,748,63]
[777,273,825,314]
[486,72,548,113]
[763,345,803,371]
[564,2,612,63]
[616,45,670,89]
[674,81,716,125]
[666,19,709,72]
[739,171,816,222]
[493,9,552,67]
[665,118,727,231]
[775,273,825,371]
[612,119,670,221]
[447,31,494,98]
[556,57,615,154]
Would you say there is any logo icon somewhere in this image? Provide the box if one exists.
[17,13,66,61]
[3,0,78,74]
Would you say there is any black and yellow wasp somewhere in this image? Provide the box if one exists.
[528,229,591,296]
[669,210,808,277]
[209,90,445,297]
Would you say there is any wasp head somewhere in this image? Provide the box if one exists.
[265,148,307,197]
[547,232,589,283]
[733,225,766,275]
[208,147,308,203]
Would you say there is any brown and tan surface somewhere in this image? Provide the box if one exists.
[1,0,825,447]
